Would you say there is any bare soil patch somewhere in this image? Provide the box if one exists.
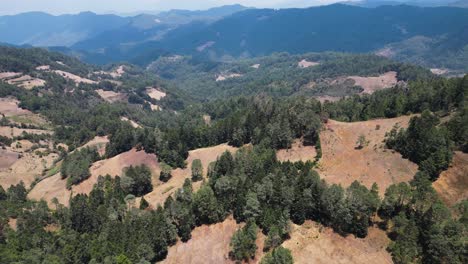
[36,65,51,71]
[0,149,58,189]
[54,70,97,85]
[430,68,449,75]
[162,217,238,264]
[8,218,17,231]
[77,136,109,157]
[146,87,166,100]
[28,173,68,206]
[298,59,319,68]
[10,139,34,152]
[433,152,468,207]
[203,115,211,125]
[150,103,161,111]
[277,139,317,163]
[216,73,243,82]
[0,149,19,169]
[0,72,22,80]
[163,216,266,264]
[94,65,126,79]
[0,97,32,117]
[0,126,52,138]
[110,65,126,78]
[96,89,127,103]
[0,97,49,126]
[29,148,160,206]
[318,116,418,194]
[7,75,46,89]
[73,148,160,195]
[349,71,398,94]
[120,117,141,128]
[283,221,392,264]
[144,144,238,207]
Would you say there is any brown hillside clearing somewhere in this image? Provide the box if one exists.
[162,216,266,264]
[433,152,468,207]
[7,75,46,89]
[430,68,449,75]
[36,65,51,71]
[0,126,52,138]
[74,148,160,195]
[0,72,22,79]
[96,89,127,103]
[150,103,161,111]
[146,87,167,100]
[0,97,49,126]
[29,148,160,206]
[216,73,243,82]
[143,143,238,207]
[28,173,69,206]
[283,221,392,264]
[77,136,109,157]
[349,71,398,94]
[0,97,32,117]
[276,139,317,163]
[53,70,96,85]
[0,149,19,169]
[0,149,58,189]
[318,116,418,194]
[120,117,141,128]
[298,59,319,68]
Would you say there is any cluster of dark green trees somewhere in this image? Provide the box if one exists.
[61,147,100,189]
[0,176,177,263]
[121,165,153,197]
[386,111,452,180]
[103,96,322,168]
[380,172,466,263]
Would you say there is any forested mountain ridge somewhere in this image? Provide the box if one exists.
[0,5,249,48]
[1,4,467,72]
[0,45,467,264]
[87,4,468,72]
[147,52,432,100]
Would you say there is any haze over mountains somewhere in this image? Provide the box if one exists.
[0,2,467,71]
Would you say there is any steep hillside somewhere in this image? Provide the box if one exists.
[318,116,418,194]
[147,52,430,100]
[433,151,468,207]
[143,4,468,70]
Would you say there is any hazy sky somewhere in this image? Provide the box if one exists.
[0,0,345,15]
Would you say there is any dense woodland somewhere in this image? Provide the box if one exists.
[147,52,432,100]
[0,47,467,263]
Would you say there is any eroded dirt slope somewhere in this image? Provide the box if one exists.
[318,116,418,194]
[283,221,392,264]
[433,151,468,207]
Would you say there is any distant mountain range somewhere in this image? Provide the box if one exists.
[0,4,467,71]
[0,5,249,47]
[341,0,468,7]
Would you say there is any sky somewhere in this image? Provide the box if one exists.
[0,0,345,16]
